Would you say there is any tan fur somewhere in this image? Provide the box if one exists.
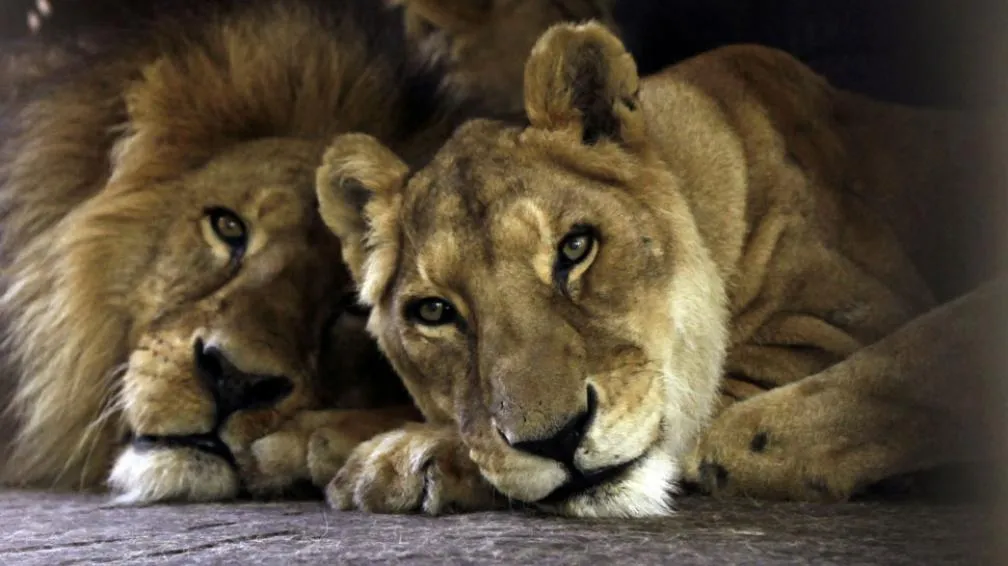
[387,0,619,114]
[0,0,499,502]
[315,22,1006,517]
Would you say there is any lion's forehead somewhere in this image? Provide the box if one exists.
[185,139,322,224]
[199,139,320,187]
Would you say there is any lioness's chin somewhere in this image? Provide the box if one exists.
[484,448,679,519]
[543,450,679,518]
[108,445,239,504]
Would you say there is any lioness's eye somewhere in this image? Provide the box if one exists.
[406,297,457,326]
[556,227,596,268]
[560,233,592,263]
[206,207,248,251]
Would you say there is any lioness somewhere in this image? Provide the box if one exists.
[309,22,1006,516]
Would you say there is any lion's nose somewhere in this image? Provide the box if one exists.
[193,339,294,421]
[499,386,598,465]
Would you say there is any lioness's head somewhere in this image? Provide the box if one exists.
[317,22,728,517]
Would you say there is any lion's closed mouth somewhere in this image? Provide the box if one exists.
[132,433,237,468]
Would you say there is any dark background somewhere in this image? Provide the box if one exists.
[1,0,1005,107]
[0,0,1005,561]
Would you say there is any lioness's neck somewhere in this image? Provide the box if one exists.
[638,72,750,298]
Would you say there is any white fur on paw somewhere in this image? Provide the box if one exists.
[108,446,239,504]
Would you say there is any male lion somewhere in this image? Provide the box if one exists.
[386,0,619,114]
[0,0,497,503]
[310,22,1006,516]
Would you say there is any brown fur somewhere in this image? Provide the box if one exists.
[0,0,499,502]
[387,0,619,114]
[314,23,1006,516]
[0,41,85,105]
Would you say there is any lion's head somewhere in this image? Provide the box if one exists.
[0,0,462,502]
[316,23,729,517]
[387,0,619,114]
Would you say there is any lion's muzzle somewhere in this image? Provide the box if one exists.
[193,338,294,422]
[110,331,307,504]
[125,339,295,466]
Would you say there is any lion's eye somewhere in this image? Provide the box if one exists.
[206,207,248,251]
[556,227,596,269]
[406,297,457,326]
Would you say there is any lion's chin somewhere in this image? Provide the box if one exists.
[534,450,679,519]
[107,444,239,504]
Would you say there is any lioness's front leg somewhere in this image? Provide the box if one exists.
[326,424,506,515]
[235,405,420,497]
[686,278,1007,501]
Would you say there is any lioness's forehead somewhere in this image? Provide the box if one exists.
[404,123,529,234]
[399,121,566,288]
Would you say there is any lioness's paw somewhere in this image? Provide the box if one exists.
[684,377,887,502]
[326,425,504,515]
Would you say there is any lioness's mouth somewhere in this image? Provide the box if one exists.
[131,433,237,468]
[538,454,643,505]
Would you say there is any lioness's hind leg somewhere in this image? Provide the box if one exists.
[685,278,1007,501]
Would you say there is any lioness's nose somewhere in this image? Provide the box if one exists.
[194,339,294,420]
[498,386,598,465]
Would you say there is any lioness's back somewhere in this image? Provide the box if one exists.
[650,45,1003,302]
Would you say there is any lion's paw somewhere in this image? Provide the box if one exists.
[326,425,504,515]
[234,407,421,498]
[234,428,318,498]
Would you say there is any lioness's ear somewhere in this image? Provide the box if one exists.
[316,134,408,305]
[391,0,493,36]
[523,21,643,146]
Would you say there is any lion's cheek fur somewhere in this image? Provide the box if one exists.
[121,335,216,438]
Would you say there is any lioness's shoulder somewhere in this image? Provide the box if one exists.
[652,44,837,125]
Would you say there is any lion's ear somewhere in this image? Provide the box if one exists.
[523,21,644,147]
[316,134,408,304]
[391,0,492,36]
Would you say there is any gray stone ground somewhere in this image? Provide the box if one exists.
[0,490,1001,565]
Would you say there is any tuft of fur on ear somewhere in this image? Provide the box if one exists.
[317,134,408,306]
[389,0,493,36]
[523,21,643,146]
